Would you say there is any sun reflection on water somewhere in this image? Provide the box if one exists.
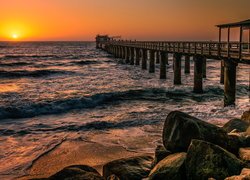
[0,84,20,93]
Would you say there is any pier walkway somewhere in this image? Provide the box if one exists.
[96,19,250,106]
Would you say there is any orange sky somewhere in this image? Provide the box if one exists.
[0,0,249,41]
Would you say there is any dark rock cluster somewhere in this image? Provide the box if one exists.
[32,110,250,180]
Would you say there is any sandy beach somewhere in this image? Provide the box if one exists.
[19,140,152,179]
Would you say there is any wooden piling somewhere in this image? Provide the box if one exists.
[142,49,147,70]
[166,53,169,65]
[202,57,207,78]
[174,53,182,85]
[184,55,190,74]
[193,55,203,93]
[224,60,237,106]
[135,48,140,65]
[160,51,167,79]
[220,60,224,84]
[125,47,130,63]
[116,46,119,58]
[122,47,126,59]
[156,51,160,64]
[149,50,155,73]
[117,46,121,58]
[130,47,135,65]
[119,46,123,58]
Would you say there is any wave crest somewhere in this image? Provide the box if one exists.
[0,69,75,78]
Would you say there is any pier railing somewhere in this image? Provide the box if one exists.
[106,41,250,63]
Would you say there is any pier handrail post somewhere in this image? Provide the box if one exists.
[227,27,230,58]
[239,25,243,59]
[218,27,221,57]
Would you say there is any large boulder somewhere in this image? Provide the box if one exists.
[225,168,250,180]
[241,110,250,123]
[162,111,241,154]
[223,118,249,133]
[152,145,172,167]
[148,152,186,180]
[239,147,250,165]
[186,140,245,180]
[103,155,153,180]
[48,165,103,180]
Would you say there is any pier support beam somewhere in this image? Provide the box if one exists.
[135,48,140,65]
[173,53,182,85]
[142,49,147,70]
[220,60,224,84]
[156,51,160,64]
[122,47,126,59]
[224,60,237,106]
[96,43,100,49]
[184,55,190,74]
[114,46,116,56]
[202,57,207,78]
[160,51,167,79]
[130,48,135,65]
[193,55,203,93]
[117,46,121,58]
[116,46,119,58]
[125,47,130,64]
[119,47,122,58]
[149,50,155,73]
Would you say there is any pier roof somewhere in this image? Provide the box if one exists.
[216,19,250,28]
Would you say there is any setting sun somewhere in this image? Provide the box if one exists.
[12,34,19,39]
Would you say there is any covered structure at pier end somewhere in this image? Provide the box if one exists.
[216,19,250,59]
[216,19,250,106]
[95,35,110,49]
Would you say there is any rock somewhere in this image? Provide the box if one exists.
[225,168,250,180]
[242,110,250,123]
[152,145,172,166]
[107,174,120,180]
[186,139,245,180]
[103,155,153,180]
[223,118,249,133]
[148,152,186,180]
[48,165,103,180]
[247,126,250,135]
[228,132,250,147]
[162,111,241,154]
[239,148,250,164]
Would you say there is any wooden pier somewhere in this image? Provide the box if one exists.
[96,19,250,107]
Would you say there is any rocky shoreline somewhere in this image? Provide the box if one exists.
[32,110,250,180]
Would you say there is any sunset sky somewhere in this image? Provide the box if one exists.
[0,0,249,41]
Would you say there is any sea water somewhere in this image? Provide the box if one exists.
[0,41,249,179]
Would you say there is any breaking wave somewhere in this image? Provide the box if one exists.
[0,69,75,78]
[0,85,245,120]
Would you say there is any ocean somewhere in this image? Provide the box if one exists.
[0,41,249,179]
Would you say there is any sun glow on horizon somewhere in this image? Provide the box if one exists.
[0,20,35,41]
[11,34,19,39]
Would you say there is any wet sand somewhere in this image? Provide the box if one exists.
[19,140,153,179]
